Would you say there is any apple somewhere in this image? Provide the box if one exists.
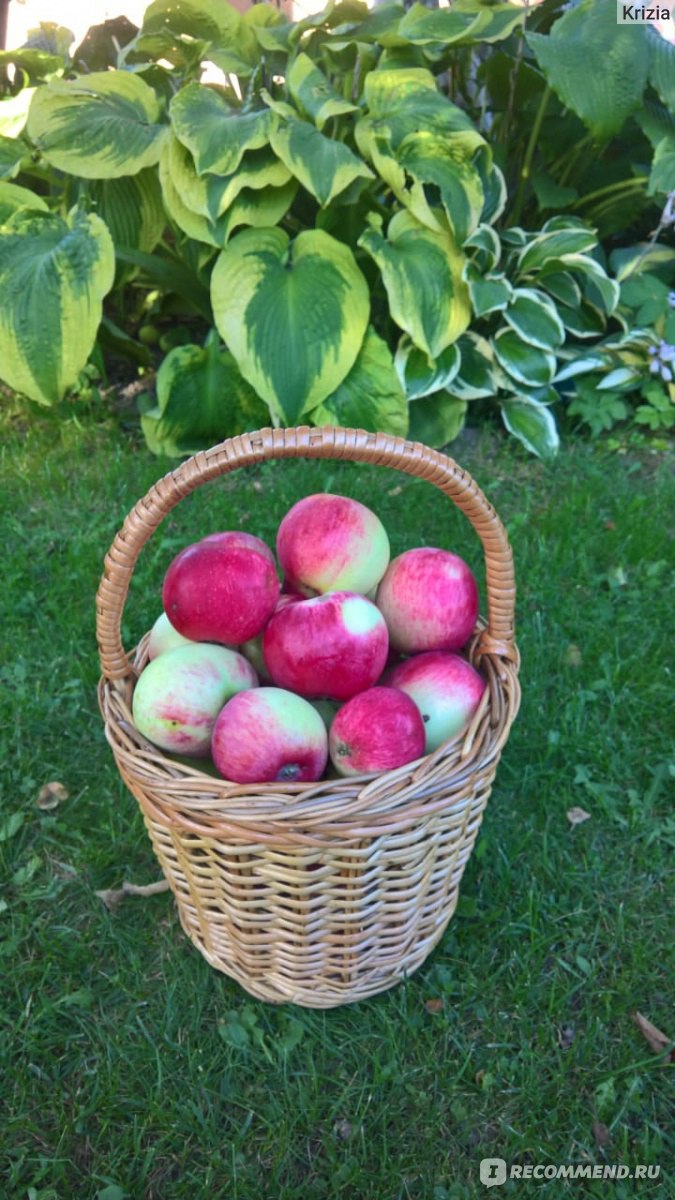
[277,493,390,596]
[329,687,426,776]
[132,643,258,756]
[147,611,194,660]
[263,591,389,701]
[212,687,328,783]
[385,651,486,753]
[162,531,279,645]
[376,547,479,654]
[238,593,303,683]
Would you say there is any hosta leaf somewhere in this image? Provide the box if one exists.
[538,271,581,309]
[311,327,408,436]
[395,337,461,400]
[0,47,65,78]
[501,397,560,459]
[165,133,290,222]
[647,25,675,111]
[504,288,565,351]
[554,355,605,383]
[394,131,487,244]
[269,115,373,207]
[86,168,165,254]
[479,161,507,225]
[345,3,406,46]
[0,208,114,405]
[287,53,358,130]
[141,333,269,456]
[398,4,483,45]
[27,71,167,178]
[526,1,649,141]
[170,84,274,177]
[73,16,139,72]
[407,391,467,449]
[517,228,598,273]
[463,224,501,273]
[596,367,641,392]
[539,254,619,315]
[0,181,49,223]
[362,70,474,137]
[141,0,241,47]
[359,210,470,359]
[22,22,74,56]
[449,332,496,400]
[494,328,557,387]
[648,135,675,196]
[466,1,525,44]
[558,300,606,339]
[610,242,675,281]
[0,90,36,138]
[0,135,25,181]
[464,264,512,317]
[211,227,370,423]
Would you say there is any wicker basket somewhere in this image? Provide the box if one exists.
[96,426,520,1008]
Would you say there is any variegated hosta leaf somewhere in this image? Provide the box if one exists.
[211,227,370,423]
[395,336,461,400]
[0,208,114,405]
[0,89,37,138]
[26,72,167,179]
[538,271,581,309]
[479,161,507,226]
[463,224,501,273]
[359,210,470,359]
[501,397,560,459]
[557,300,606,339]
[648,135,675,196]
[0,135,27,180]
[407,391,467,449]
[539,254,619,315]
[139,0,243,56]
[449,332,496,400]
[311,327,408,437]
[517,227,598,273]
[160,144,296,247]
[469,1,526,44]
[504,288,565,351]
[287,52,358,130]
[398,4,484,45]
[363,67,468,126]
[141,333,270,457]
[170,84,274,177]
[269,115,373,207]
[385,130,486,243]
[346,3,406,47]
[86,168,165,254]
[165,133,290,222]
[463,263,512,318]
[0,181,49,223]
[494,328,557,388]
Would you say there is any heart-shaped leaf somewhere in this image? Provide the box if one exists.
[27,71,167,178]
[359,210,470,359]
[170,83,274,177]
[141,332,270,456]
[494,328,557,388]
[447,332,496,400]
[504,288,565,350]
[0,208,114,405]
[395,337,462,400]
[211,226,370,422]
[501,396,560,459]
[464,264,512,317]
[407,391,467,449]
[269,114,373,207]
[287,52,358,130]
[85,168,165,255]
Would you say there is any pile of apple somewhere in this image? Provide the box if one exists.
[131,494,486,784]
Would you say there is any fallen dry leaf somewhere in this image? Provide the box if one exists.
[475,1069,486,1086]
[567,807,591,828]
[387,485,403,496]
[424,998,444,1014]
[592,1120,610,1148]
[632,1011,674,1059]
[251,481,264,493]
[557,1024,575,1050]
[332,1119,354,1141]
[96,879,170,912]
[603,520,616,531]
[564,643,583,668]
[36,782,69,810]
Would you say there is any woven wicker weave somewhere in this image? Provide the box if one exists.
[96,426,520,1007]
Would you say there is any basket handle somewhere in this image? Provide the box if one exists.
[96,426,517,685]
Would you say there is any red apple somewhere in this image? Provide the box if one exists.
[239,592,303,683]
[132,643,258,756]
[277,493,390,596]
[212,687,328,783]
[263,591,389,701]
[376,547,479,654]
[162,531,279,645]
[385,651,486,752]
[329,686,426,776]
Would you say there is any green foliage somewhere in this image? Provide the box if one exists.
[0,0,672,455]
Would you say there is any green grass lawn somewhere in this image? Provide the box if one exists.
[1,409,673,1200]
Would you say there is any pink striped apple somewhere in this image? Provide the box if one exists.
[238,592,303,683]
[376,547,479,654]
[132,643,258,756]
[162,531,279,645]
[277,493,390,596]
[386,651,486,752]
[329,686,426,776]
[263,591,389,701]
[212,687,328,783]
